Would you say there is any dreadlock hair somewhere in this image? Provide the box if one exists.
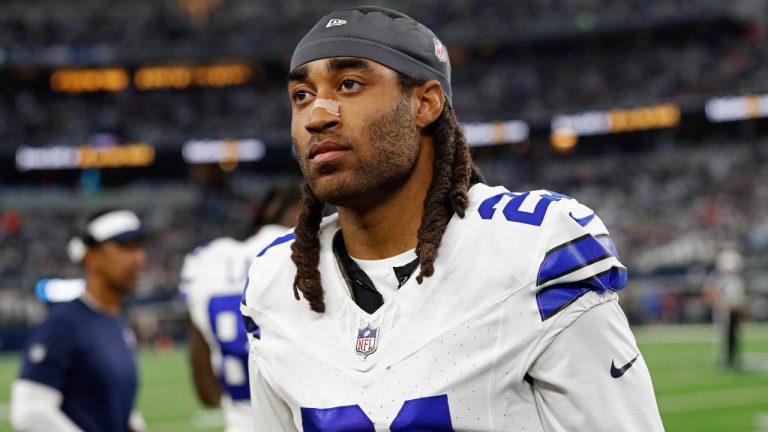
[290,74,485,313]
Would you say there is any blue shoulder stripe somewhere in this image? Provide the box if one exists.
[537,234,617,286]
[257,232,296,258]
[536,286,591,321]
[536,267,628,320]
[598,234,621,260]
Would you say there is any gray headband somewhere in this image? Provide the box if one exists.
[290,6,452,104]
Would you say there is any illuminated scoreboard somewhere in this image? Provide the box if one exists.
[49,63,253,94]
[551,103,681,137]
[15,144,155,171]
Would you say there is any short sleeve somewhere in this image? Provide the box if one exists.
[528,301,664,431]
[535,199,627,321]
[19,314,77,391]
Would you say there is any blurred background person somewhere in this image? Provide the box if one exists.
[10,209,148,432]
[704,247,747,369]
[179,182,300,431]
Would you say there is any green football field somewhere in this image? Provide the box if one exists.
[1,324,768,432]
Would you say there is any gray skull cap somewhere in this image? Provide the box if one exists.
[290,6,452,104]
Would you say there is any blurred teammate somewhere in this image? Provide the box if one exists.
[180,183,300,431]
[10,209,147,432]
[704,247,747,369]
[240,6,663,431]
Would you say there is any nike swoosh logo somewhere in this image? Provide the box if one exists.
[611,354,640,378]
[569,211,595,227]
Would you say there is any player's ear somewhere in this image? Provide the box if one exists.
[413,80,445,128]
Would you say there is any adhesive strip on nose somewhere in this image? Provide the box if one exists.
[312,99,341,117]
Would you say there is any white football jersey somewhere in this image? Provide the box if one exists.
[181,224,290,432]
[241,184,663,431]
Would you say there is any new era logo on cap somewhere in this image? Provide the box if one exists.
[326,18,347,28]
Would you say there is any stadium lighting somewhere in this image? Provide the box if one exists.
[134,64,252,90]
[550,127,579,154]
[551,103,681,137]
[705,94,768,123]
[462,120,530,146]
[181,138,266,165]
[50,68,130,94]
[15,144,155,171]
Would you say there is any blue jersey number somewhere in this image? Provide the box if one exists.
[301,394,453,431]
[207,294,250,400]
[478,191,570,226]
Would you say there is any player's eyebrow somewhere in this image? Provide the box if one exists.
[287,65,309,82]
[325,57,372,74]
[287,58,372,84]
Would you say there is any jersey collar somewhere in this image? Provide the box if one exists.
[332,231,419,314]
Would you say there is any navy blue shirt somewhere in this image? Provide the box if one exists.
[19,298,138,432]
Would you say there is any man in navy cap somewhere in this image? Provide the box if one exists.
[11,209,147,432]
[241,6,663,431]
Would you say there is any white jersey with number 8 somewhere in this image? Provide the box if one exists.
[181,225,290,432]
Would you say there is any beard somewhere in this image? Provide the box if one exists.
[297,96,421,208]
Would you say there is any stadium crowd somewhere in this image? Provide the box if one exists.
[3,29,766,150]
[0,0,762,150]
[0,0,728,64]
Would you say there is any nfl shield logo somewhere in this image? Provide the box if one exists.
[434,38,448,63]
[355,324,379,358]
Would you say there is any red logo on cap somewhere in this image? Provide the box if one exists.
[434,38,448,63]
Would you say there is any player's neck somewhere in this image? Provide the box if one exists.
[337,138,433,260]
[84,277,124,315]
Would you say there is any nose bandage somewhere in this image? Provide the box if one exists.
[312,99,341,117]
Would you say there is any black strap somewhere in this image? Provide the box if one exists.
[394,258,420,289]
[332,231,419,314]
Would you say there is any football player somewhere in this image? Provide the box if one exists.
[180,183,300,431]
[11,209,147,432]
[241,6,664,431]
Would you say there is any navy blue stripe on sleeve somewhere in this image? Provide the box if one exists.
[536,267,627,320]
[598,234,621,260]
[537,234,617,286]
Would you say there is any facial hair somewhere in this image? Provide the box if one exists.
[298,96,420,208]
